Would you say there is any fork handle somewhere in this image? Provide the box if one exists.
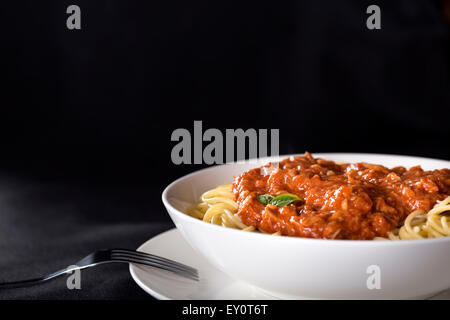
[0,268,69,289]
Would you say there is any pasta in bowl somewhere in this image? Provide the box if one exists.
[162,153,450,299]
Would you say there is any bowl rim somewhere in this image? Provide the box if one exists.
[162,152,450,247]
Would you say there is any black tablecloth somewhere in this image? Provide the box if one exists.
[0,172,173,299]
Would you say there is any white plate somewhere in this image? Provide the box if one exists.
[130,228,450,300]
[130,228,276,300]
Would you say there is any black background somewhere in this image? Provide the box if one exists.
[0,0,449,299]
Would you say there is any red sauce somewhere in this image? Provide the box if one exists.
[232,152,450,240]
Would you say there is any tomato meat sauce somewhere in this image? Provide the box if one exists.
[232,152,450,240]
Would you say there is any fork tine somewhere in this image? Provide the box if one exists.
[111,252,198,277]
[111,249,195,271]
[111,255,199,280]
[110,250,198,275]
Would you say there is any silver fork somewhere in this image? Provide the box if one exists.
[0,248,199,289]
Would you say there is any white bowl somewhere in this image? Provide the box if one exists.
[162,153,450,299]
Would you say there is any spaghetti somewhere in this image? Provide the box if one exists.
[188,185,450,240]
[186,153,450,240]
[186,184,281,235]
[383,196,450,240]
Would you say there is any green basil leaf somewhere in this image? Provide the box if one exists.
[270,194,302,207]
[257,194,274,205]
